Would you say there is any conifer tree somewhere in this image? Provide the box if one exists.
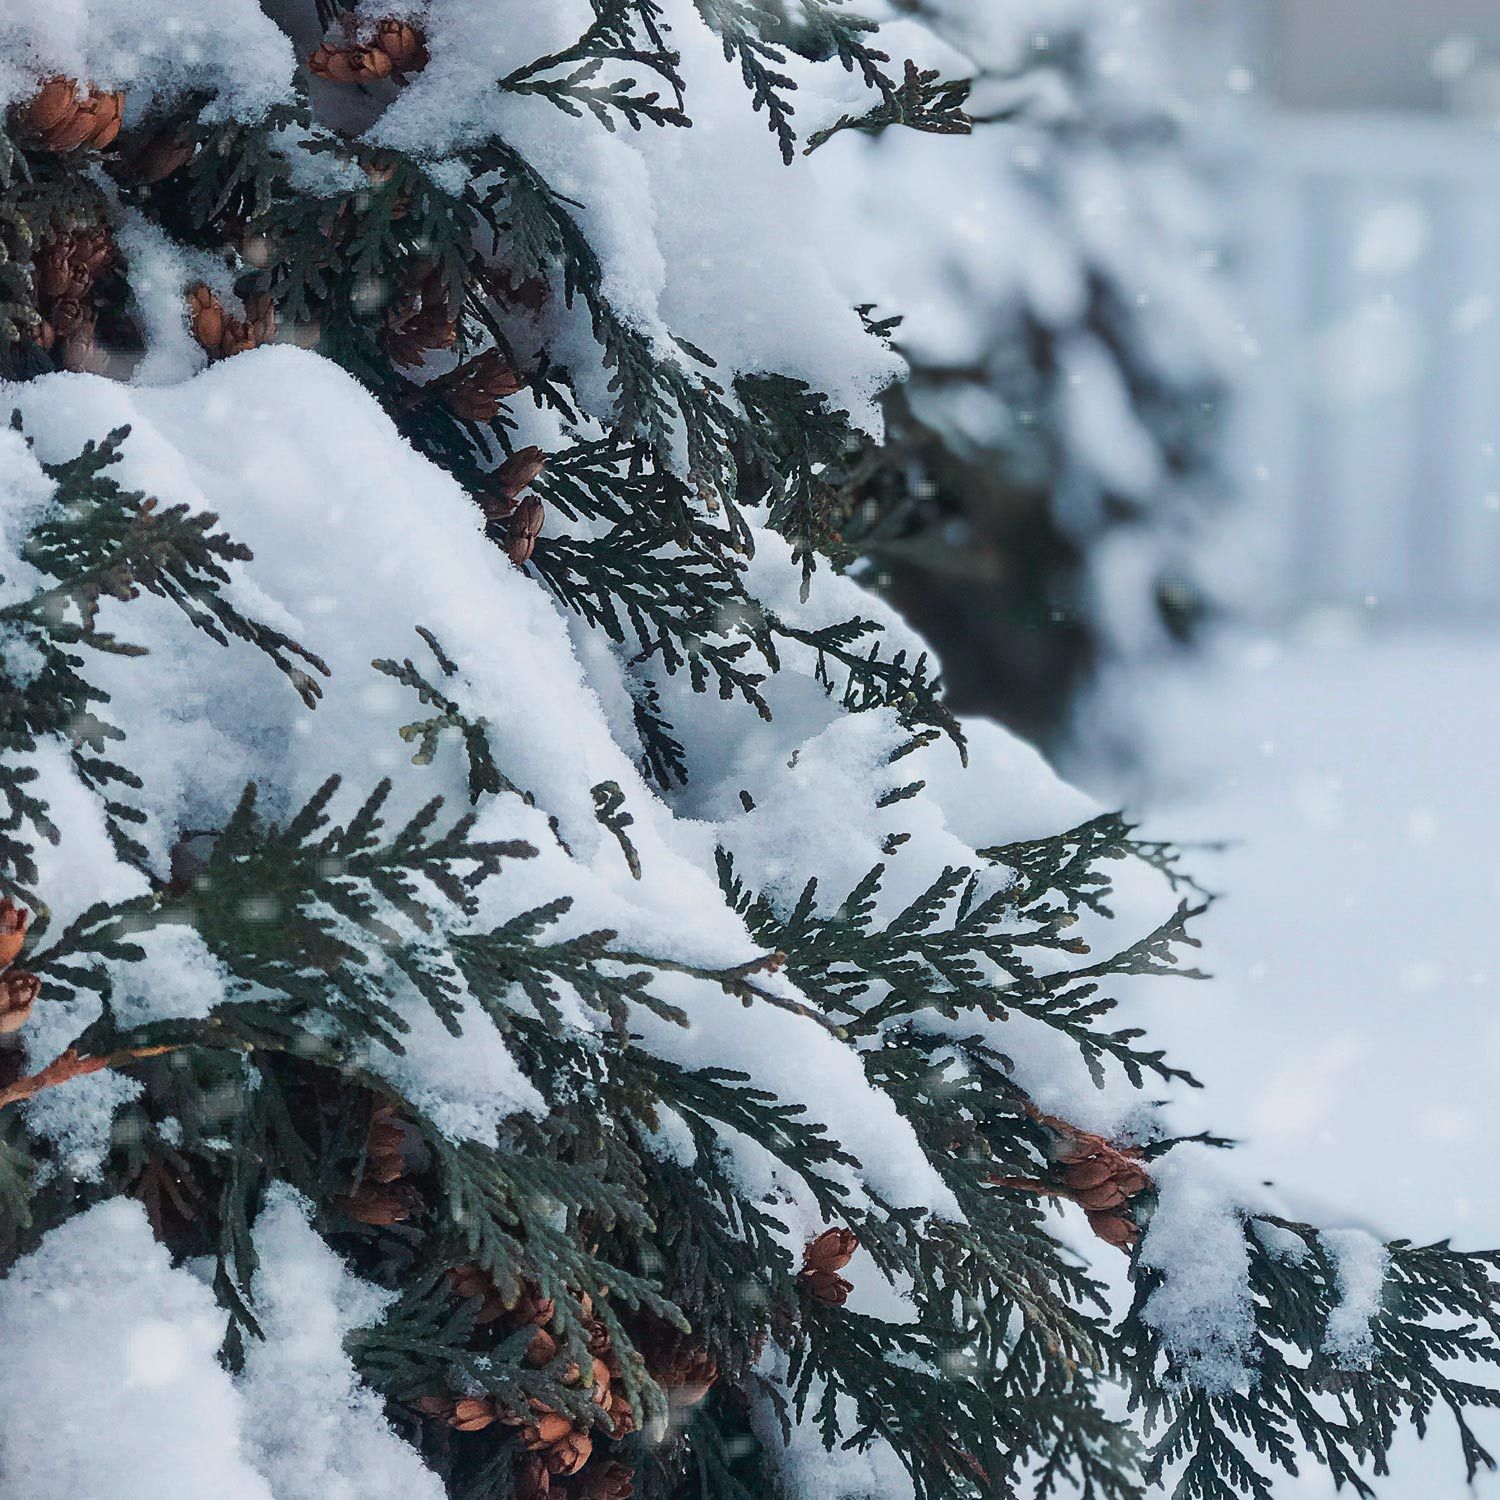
[0,5,1494,1500]
[814,0,1243,753]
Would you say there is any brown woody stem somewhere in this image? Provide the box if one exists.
[0,1042,182,1112]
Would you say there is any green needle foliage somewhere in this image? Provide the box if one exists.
[0,6,1496,1500]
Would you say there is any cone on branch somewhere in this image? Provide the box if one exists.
[0,972,39,1035]
[641,1320,718,1410]
[437,350,526,423]
[446,1262,509,1324]
[338,1100,420,1225]
[506,496,545,565]
[373,19,429,74]
[188,285,277,361]
[800,1227,859,1306]
[1048,1121,1149,1250]
[505,1279,557,1330]
[410,1394,500,1432]
[30,228,115,373]
[0,898,30,971]
[572,1461,635,1500]
[515,1454,553,1500]
[21,78,124,152]
[36,229,112,303]
[119,129,195,184]
[497,446,546,500]
[309,39,394,85]
[383,264,455,368]
[310,16,427,85]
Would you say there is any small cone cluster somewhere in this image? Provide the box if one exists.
[435,349,527,423]
[383,262,455,368]
[188,284,277,361]
[21,78,124,152]
[476,262,550,314]
[639,1319,719,1410]
[31,227,114,372]
[799,1227,859,1306]
[0,899,38,1036]
[310,17,428,85]
[119,129,194,185]
[415,1271,680,1497]
[338,1101,421,1225]
[474,446,547,563]
[1053,1130,1149,1249]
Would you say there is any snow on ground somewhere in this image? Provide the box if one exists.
[1098,618,1500,1495]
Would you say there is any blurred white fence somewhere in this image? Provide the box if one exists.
[1245,111,1500,618]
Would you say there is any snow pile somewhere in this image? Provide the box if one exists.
[1137,1148,1257,1391]
[276,0,906,439]
[238,1184,448,1500]
[0,1190,444,1498]
[0,1197,273,1500]
[1320,1227,1387,1368]
[0,0,295,119]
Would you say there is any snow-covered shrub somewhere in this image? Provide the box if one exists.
[813,0,1247,753]
[0,5,1494,1500]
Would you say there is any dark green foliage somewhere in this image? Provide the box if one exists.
[1123,1224,1500,1500]
[2,8,1498,1500]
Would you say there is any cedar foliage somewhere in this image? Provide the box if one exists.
[0,5,1496,1499]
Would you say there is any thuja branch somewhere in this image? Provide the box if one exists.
[0,1042,182,1112]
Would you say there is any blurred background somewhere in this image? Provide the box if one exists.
[819,3,1500,1490]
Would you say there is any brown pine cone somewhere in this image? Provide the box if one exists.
[22,78,81,140]
[383,266,456,368]
[1074,1180,1127,1212]
[37,242,81,302]
[47,296,91,340]
[373,19,429,74]
[521,1411,576,1451]
[447,1262,508,1325]
[309,41,394,85]
[800,1266,854,1307]
[365,1100,407,1183]
[338,1179,420,1226]
[441,350,525,422]
[81,90,123,149]
[218,293,277,358]
[646,1332,718,1409]
[188,285,226,354]
[515,1455,552,1500]
[1048,1121,1151,1250]
[1061,1157,1114,1192]
[802,1227,859,1275]
[543,1429,593,1477]
[23,79,125,152]
[497,446,546,501]
[506,496,545,565]
[0,972,39,1035]
[123,130,195,184]
[525,1327,560,1368]
[1087,1211,1140,1249]
[410,1394,500,1431]
[56,316,105,374]
[506,1281,557,1329]
[0,898,30,970]
[573,1461,635,1500]
[602,1379,636,1440]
